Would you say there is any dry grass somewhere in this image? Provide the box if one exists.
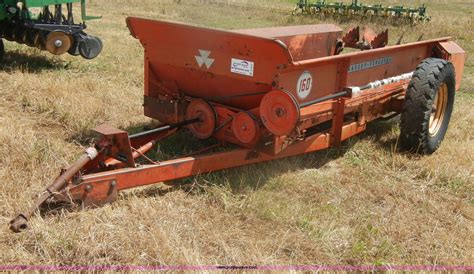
[0,0,473,266]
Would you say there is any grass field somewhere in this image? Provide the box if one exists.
[0,0,472,266]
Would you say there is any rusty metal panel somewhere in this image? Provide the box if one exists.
[346,46,427,86]
[277,38,449,105]
[278,62,339,104]
[93,125,135,168]
[235,24,343,61]
[127,17,292,110]
[235,24,342,38]
[143,95,181,124]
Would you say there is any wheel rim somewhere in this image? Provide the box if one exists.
[429,83,448,137]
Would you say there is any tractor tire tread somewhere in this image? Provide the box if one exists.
[399,58,455,154]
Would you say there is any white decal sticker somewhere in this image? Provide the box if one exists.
[297,71,313,99]
[195,49,215,69]
[231,58,254,77]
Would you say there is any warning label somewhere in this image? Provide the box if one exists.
[231,58,254,77]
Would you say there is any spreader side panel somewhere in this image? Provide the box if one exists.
[276,38,451,105]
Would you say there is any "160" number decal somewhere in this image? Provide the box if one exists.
[297,71,313,99]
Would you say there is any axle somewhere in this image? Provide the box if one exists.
[129,118,200,139]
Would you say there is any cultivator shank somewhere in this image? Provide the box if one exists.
[0,0,102,60]
[10,18,465,232]
[295,0,430,23]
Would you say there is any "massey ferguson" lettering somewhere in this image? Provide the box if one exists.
[348,57,392,73]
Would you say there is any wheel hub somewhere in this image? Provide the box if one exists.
[231,112,259,144]
[54,39,63,48]
[260,90,300,136]
[185,99,217,139]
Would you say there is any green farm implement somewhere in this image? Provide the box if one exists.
[295,0,430,23]
[0,0,102,61]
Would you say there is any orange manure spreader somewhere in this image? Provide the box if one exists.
[10,18,465,232]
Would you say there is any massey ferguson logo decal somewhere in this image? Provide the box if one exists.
[195,49,215,69]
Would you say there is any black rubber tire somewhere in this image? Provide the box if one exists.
[399,58,456,154]
[0,38,4,62]
[68,38,80,56]
[79,36,103,60]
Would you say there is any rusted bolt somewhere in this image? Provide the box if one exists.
[85,185,92,193]
[276,108,285,118]
[54,39,63,48]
